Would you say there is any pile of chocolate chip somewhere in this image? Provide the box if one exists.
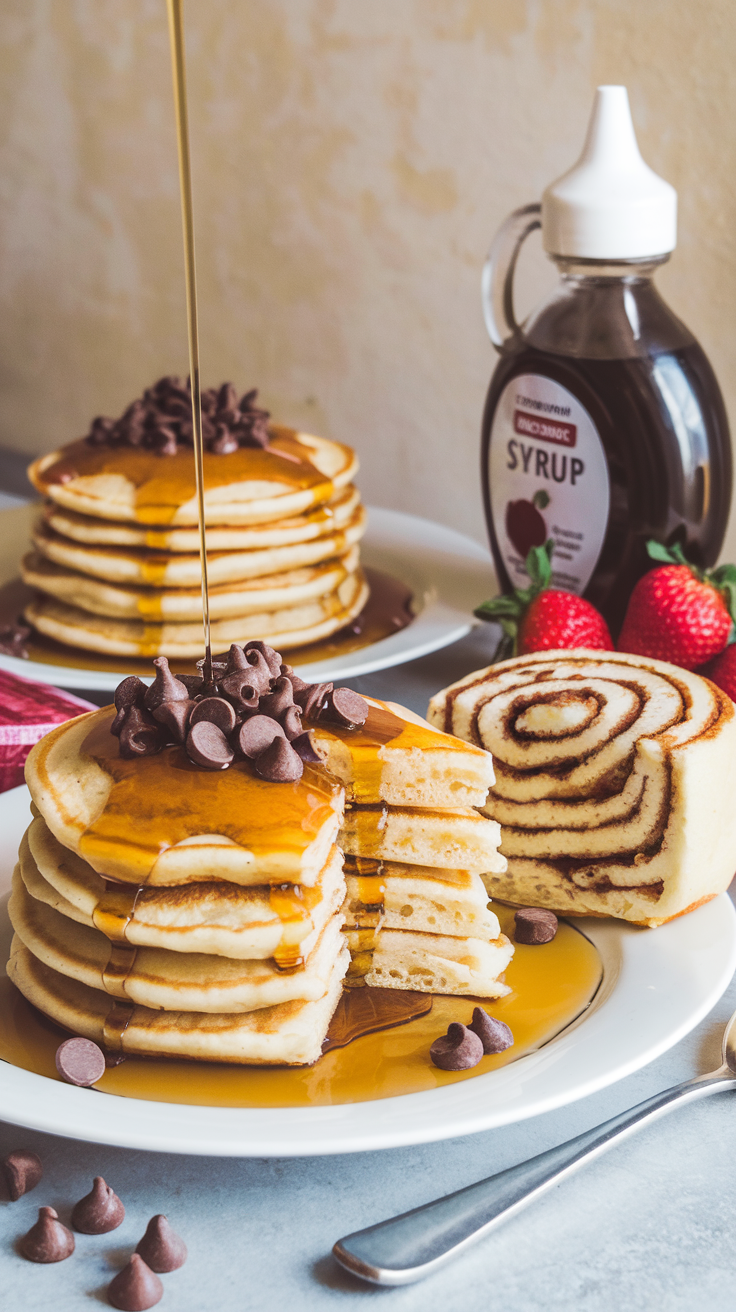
[86,375,271,455]
[111,640,368,783]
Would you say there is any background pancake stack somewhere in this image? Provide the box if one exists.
[9,708,350,1065]
[312,698,514,996]
[22,378,369,659]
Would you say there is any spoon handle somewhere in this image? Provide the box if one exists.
[333,1073,730,1286]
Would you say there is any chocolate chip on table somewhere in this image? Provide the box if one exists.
[136,1214,187,1273]
[2,1149,42,1201]
[290,730,322,763]
[152,698,195,744]
[189,696,236,735]
[118,707,164,759]
[429,1022,484,1072]
[107,1253,163,1310]
[323,687,369,727]
[55,1036,106,1087]
[514,907,559,945]
[237,714,285,759]
[71,1176,125,1234]
[20,1207,75,1263]
[254,735,304,783]
[468,1007,514,1054]
[186,720,235,770]
[143,656,190,710]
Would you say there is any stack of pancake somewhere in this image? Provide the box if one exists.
[9,708,350,1065]
[311,699,513,997]
[22,380,368,658]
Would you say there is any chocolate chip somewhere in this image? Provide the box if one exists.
[2,1149,42,1201]
[514,907,558,945]
[114,675,146,712]
[258,675,294,720]
[107,1253,163,1310]
[210,423,239,454]
[290,730,322,763]
[72,1176,125,1234]
[254,735,304,782]
[224,642,249,672]
[143,656,191,710]
[190,696,236,735]
[280,663,309,694]
[323,687,369,727]
[152,698,194,744]
[118,707,164,759]
[243,648,274,692]
[0,622,31,659]
[186,720,234,770]
[55,1036,106,1087]
[219,670,261,711]
[296,681,333,720]
[174,673,204,697]
[20,1207,75,1263]
[237,714,285,759]
[243,640,282,678]
[468,1007,514,1054]
[429,1022,484,1071]
[136,1214,187,1273]
[281,704,303,740]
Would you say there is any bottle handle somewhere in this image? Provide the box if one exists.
[481,203,541,352]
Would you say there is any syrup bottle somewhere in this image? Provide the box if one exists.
[481,86,732,635]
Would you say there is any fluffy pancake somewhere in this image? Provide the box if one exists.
[311,699,495,807]
[22,545,360,621]
[9,940,348,1065]
[25,708,343,886]
[10,873,345,1012]
[30,507,366,586]
[364,928,513,997]
[340,804,506,875]
[428,649,736,926]
[24,569,369,657]
[20,818,345,960]
[29,428,358,526]
[43,484,361,552]
[343,858,499,939]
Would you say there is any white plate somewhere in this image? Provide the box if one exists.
[0,507,497,690]
[1,785,734,1157]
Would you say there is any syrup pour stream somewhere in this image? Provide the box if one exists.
[166,0,212,684]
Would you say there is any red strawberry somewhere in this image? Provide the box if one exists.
[617,542,736,671]
[475,541,613,660]
[698,645,736,701]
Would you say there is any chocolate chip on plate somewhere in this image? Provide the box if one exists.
[186,720,234,770]
[514,907,558,945]
[2,1149,43,1201]
[468,1007,514,1054]
[254,735,303,783]
[429,1022,484,1071]
[107,1253,163,1310]
[71,1176,125,1234]
[20,1207,75,1263]
[55,1037,106,1087]
[136,1214,187,1272]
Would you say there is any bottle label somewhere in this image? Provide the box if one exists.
[488,373,610,595]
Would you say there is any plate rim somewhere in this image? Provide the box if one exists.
[0,787,734,1157]
[0,506,494,690]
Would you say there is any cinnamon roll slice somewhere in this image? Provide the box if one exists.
[428,650,736,927]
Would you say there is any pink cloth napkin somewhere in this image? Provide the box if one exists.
[0,670,97,793]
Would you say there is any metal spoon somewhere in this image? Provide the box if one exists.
[333,1006,736,1286]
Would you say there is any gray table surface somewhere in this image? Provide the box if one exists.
[2,628,735,1311]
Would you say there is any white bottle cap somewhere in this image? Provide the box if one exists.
[541,86,677,260]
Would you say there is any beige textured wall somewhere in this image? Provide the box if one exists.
[1,0,735,554]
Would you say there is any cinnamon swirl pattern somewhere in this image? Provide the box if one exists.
[428,651,736,926]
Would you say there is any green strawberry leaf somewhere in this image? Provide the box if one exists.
[473,594,523,621]
[646,539,680,564]
[718,579,736,627]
